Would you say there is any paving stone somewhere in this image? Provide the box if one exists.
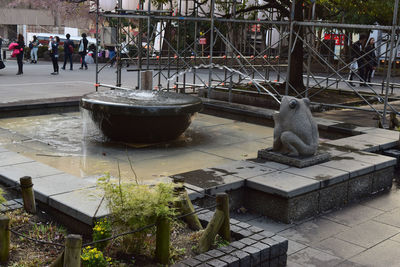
[229,250,250,267]
[229,218,240,225]
[284,164,349,188]
[251,160,290,171]
[349,240,400,266]
[279,218,349,246]
[242,245,261,266]
[312,237,365,259]
[171,262,187,267]
[259,231,275,238]
[194,254,213,262]
[318,143,353,157]
[239,237,257,246]
[361,187,400,212]
[0,151,34,168]
[344,134,398,150]
[230,225,241,233]
[247,216,293,233]
[230,241,246,250]
[237,229,252,238]
[210,160,277,179]
[371,167,394,193]
[219,255,239,267]
[248,226,264,234]
[278,255,287,267]
[48,187,109,225]
[323,203,384,226]
[319,181,348,212]
[32,173,96,203]
[374,207,400,228]
[251,242,271,261]
[287,240,307,256]
[335,220,400,248]
[247,171,320,198]
[236,222,251,229]
[269,257,279,267]
[181,258,202,266]
[324,138,379,152]
[390,233,400,243]
[206,249,225,258]
[346,151,397,171]
[0,161,63,186]
[362,128,400,140]
[198,212,213,222]
[321,157,374,178]
[249,233,265,241]
[288,247,343,267]
[217,245,236,254]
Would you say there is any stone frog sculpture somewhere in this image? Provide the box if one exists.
[273,96,319,157]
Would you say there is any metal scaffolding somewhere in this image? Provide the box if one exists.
[94,0,400,126]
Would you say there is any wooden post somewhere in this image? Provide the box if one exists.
[173,177,203,231]
[0,215,10,263]
[198,209,225,253]
[155,217,170,265]
[49,251,64,267]
[217,193,230,242]
[63,234,82,267]
[20,176,36,214]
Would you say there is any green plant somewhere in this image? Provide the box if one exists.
[81,246,111,267]
[98,175,177,254]
[28,222,66,242]
[0,188,5,204]
[92,218,112,251]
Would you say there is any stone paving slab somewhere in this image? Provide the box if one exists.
[344,151,397,171]
[0,161,63,186]
[49,187,109,225]
[247,171,320,198]
[32,173,96,203]
[347,240,400,267]
[283,165,349,188]
[321,157,374,178]
[208,160,277,179]
[324,138,379,152]
[362,127,400,140]
[344,134,399,150]
[311,237,365,260]
[0,150,34,168]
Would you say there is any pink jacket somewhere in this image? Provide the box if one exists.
[9,42,22,57]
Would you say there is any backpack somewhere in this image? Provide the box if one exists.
[68,42,74,53]
[29,42,33,49]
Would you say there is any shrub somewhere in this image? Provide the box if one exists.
[98,175,177,254]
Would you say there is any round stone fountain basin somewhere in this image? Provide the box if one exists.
[80,90,203,142]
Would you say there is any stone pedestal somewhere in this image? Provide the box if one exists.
[258,148,331,168]
[140,70,153,90]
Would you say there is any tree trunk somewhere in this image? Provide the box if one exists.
[288,0,305,91]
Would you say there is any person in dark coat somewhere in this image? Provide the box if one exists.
[0,36,3,61]
[349,34,368,86]
[78,33,88,70]
[50,36,60,75]
[62,33,74,70]
[364,38,378,84]
[16,34,25,75]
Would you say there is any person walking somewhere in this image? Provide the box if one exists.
[62,33,74,70]
[50,36,60,75]
[0,35,3,61]
[30,35,39,64]
[349,34,368,86]
[16,34,25,75]
[78,33,88,70]
[364,38,378,84]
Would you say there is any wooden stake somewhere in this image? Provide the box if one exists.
[20,176,36,214]
[0,215,10,263]
[216,193,231,242]
[63,234,82,267]
[49,251,64,267]
[198,209,225,253]
[155,217,170,265]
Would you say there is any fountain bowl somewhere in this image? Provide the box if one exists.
[80,89,203,142]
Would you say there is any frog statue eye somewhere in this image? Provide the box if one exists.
[289,99,297,109]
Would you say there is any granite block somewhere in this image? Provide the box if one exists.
[230,241,246,250]
[250,234,265,241]
[194,254,213,263]
[319,181,348,212]
[248,226,264,234]
[219,255,240,267]
[345,151,397,171]
[271,235,289,255]
[218,245,236,254]
[371,167,394,193]
[278,255,287,267]
[207,259,228,267]
[321,157,374,178]
[237,229,253,238]
[181,258,202,266]
[230,250,250,267]
[251,242,271,261]
[261,238,281,258]
[348,173,373,203]
[242,245,261,266]
[210,160,277,179]
[206,249,225,258]
[239,237,257,246]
